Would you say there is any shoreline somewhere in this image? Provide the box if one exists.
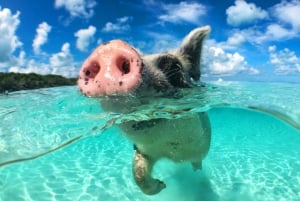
[0,72,77,93]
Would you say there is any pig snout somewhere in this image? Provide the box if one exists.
[78,40,142,96]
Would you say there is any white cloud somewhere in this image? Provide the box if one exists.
[102,16,132,33]
[268,45,276,52]
[272,0,300,31]
[0,7,78,77]
[264,24,296,40]
[269,46,300,75]
[74,25,96,52]
[10,43,78,78]
[203,46,259,76]
[55,0,97,19]
[50,43,72,67]
[253,0,300,42]
[49,43,77,77]
[32,22,52,55]
[207,32,247,50]
[159,2,206,24]
[0,7,22,68]
[222,24,298,46]
[226,32,246,47]
[17,50,26,66]
[149,32,181,53]
[10,59,52,75]
[224,1,300,44]
[8,50,27,73]
[226,0,268,27]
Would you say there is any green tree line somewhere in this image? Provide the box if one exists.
[0,72,77,93]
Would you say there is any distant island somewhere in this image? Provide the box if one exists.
[0,72,77,93]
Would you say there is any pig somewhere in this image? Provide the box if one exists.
[78,26,211,195]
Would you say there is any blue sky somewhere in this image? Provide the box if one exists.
[0,0,300,82]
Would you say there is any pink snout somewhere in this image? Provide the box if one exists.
[78,40,142,96]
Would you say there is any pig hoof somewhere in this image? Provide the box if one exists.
[142,179,166,195]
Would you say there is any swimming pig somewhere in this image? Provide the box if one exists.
[78,26,211,195]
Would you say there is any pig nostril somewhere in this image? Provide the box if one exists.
[120,60,130,74]
[85,70,91,76]
[84,61,100,79]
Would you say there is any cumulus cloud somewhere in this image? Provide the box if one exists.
[50,43,72,67]
[50,43,77,77]
[10,43,78,78]
[32,22,52,55]
[254,0,300,42]
[10,59,52,75]
[202,46,259,76]
[264,24,296,40]
[269,46,300,75]
[159,2,206,24]
[74,25,96,52]
[55,0,97,19]
[17,50,26,66]
[225,1,300,44]
[0,7,22,68]
[207,32,247,51]
[226,0,268,27]
[144,32,181,53]
[223,24,297,46]
[8,50,27,73]
[272,0,300,31]
[226,32,246,47]
[102,16,132,33]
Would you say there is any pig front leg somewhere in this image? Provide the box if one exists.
[132,149,166,195]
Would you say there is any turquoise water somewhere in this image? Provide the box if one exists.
[1,81,300,200]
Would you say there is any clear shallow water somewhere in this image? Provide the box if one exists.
[0,81,300,200]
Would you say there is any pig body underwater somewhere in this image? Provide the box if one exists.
[78,26,211,195]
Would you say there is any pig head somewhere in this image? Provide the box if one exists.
[78,26,210,97]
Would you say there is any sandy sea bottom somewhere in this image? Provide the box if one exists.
[1,107,300,201]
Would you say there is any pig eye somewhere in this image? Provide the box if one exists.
[156,55,189,88]
[157,55,181,71]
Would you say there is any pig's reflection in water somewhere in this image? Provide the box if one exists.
[78,26,211,195]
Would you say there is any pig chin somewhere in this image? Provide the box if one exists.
[77,40,143,97]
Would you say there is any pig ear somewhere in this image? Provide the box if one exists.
[178,26,211,81]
